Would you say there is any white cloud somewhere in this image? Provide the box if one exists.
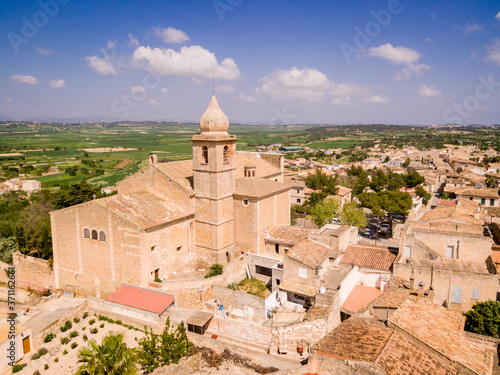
[160,87,170,94]
[237,93,257,102]
[485,39,500,66]
[130,86,146,93]
[10,74,39,85]
[462,23,483,35]
[127,34,140,48]
[48,79,67,88]
[329,82,368,97]
[154,27,190,44]
[86,53,117,76]
[418,85,441,97]
[149,99,160,106]
[424,38,434,44]
[132,45,241,81]
[496,11,500,21]
[107,39,117,49]
[332,96,352,106]
[362,95,388,104]
[257,67,331,101]
[36,47,55,56]
[368,44,430,79]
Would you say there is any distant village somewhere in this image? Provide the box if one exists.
[1,101,500,374]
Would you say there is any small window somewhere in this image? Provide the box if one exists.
[297,199,301,204]
[201,146,208,164]
[297,189,300,194]
[223,146,229,164]
[481,198,485,205]
[99,231,106,242]
[91,230,98,240]
[275,243,279,254]
[491,199,495,206]
[177,246,182,252]
[83,228,90,238]
[243,199,249,206]
[469,197,473,200]
[446,245,454,258]
[451,286,462,304]
[404,245,411,258]
[299,268,307,279]
[471,288,480,300]
[276,279,281,286]
[151,246,156,252]
[284,248,289,253]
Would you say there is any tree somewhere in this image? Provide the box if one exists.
[76,332,137,375]
[486,176,495,188]
[464,300,500,338]
[415,185,431,205]
[383,156,390,163]
[403,171,425,188]
[54,180,102,209]
[303,169,338,208]
[359,191,413,218]
[0,237,18,263]
[18,199,54,258]
[310,198,340,227]
[135,318,191,373]
[340,202,368,231]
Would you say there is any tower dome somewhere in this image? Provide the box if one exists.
[199,95,229,134]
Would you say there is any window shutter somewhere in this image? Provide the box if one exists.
[471,288,480,300]
[404,246,411,258]
[451,286,462,304]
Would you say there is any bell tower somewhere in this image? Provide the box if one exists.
[191,96,237,263]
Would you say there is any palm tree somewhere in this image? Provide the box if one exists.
[76,332,137,375]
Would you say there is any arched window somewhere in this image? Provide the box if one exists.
[91,230,98,240]
[201,146,208,164]
[83,228,90,238]
[223,146,229,164]
[99,231,106,242]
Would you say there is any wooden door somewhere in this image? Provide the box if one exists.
[22,336,30,354]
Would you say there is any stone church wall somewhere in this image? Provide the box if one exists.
[12,252,55,291]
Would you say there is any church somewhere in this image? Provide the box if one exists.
[50,96,291,298]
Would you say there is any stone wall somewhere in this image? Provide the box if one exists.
[12,253,55,291]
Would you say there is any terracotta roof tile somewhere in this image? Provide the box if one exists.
[287,239,332,269]
[97,190,192,229]
[267,226,318,246]
[235,152,281,178]
[375,332,452,375]
[339,244,396,271]
[388,299,494,375]
[106,285,174,315]
[155,160,194,194]
[235,177,289,198]
[278,280,317,298]
[313,320,392,363]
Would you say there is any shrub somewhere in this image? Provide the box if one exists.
[71,342,78,349]
[90,328,98,334]
[38,348,47,356]
[60,320,72,332]
[89,319,95,325]
[204,263,223,278]
[69,331,78,338]
[43,332,55,343]
[100,323,104,328]
[82,326,86,331]
[63,350,68,355]
[31,352,41,360]
[83,312,89,319]
[54,358,59,362]
[12,364,27,373]
[73,317,80,323]
[83,334,88,341]
[34,370,42,375]
[44,364,49,370]
[60,337,70,345]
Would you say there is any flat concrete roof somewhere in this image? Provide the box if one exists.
[106,285,174,315]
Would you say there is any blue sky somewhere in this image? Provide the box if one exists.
[1,0,500,125]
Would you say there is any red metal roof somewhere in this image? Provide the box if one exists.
[106,285,174,315]
[342,285,382,312]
